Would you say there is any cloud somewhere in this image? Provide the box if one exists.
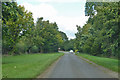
[37,0,84,3]
[20,2,58,22]
[17,0,85,3]
[19,2,89,39]
[54,16,89,39]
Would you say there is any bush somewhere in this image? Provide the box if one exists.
[31,46,39,53]
[16,41,27,54]
[2,39,12,54]
[82,45,91,53]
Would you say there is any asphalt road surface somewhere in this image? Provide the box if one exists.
[41,52,115,78]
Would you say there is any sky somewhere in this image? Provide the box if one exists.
[17,0,89,39]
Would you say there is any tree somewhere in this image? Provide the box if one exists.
[75,2,119,58]
[2,2,34,54]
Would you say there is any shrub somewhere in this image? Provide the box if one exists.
[16,41,27,54]
[31,46,39,53]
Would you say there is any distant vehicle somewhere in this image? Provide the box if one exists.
[69,50,74,54]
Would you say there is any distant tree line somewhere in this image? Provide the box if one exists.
[2,2,68,55]
[60,39,75,51]
[74,2,119,58]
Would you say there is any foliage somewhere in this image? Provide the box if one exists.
[2,2,65,54]
[2,2,34,54]
[28,18,64,53]
[15,40,27,54]
[64,39,75,51]
[30,46,39,53]
[75,2,119,58]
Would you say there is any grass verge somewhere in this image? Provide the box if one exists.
[76,53,119,72]
[2,53,64,78]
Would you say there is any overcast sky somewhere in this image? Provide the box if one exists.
[17,0,89,39]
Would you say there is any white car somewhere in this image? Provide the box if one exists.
[69,50,74,54]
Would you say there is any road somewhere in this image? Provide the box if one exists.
[39,52,115,78]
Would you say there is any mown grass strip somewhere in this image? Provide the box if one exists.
[2,53,64,78]
[76,53,119,72]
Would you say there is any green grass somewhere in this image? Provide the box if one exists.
[2,53,64,78]
[76,53,119,72]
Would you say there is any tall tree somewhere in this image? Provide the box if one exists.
[75,2,119,58]
[2,2,34,54]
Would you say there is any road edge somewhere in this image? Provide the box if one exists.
[36,53,64,78]
[76,55,118,78]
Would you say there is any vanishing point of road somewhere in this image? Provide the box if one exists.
[38,52,118,78]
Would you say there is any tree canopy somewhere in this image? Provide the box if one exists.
[2,1,119,58]
[74,2,119,58]
[2,2,66,54]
